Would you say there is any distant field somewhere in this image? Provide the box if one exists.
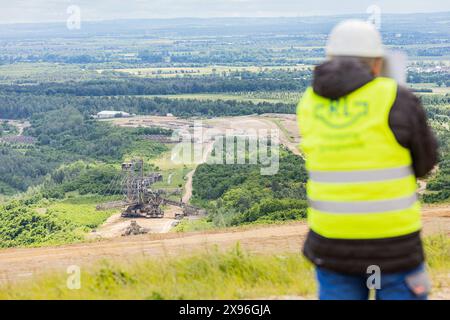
[110,65,312,78]
[409,83,450,94]
[410,56,450,62]
[0,63,101,84]
[141,91,302,104]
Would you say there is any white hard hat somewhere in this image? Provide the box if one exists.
[326,20,385,58]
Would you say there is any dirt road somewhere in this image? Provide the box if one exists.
[0,222,308,284]
[182,141,214,203]
[0,204,448,284]
[88,206,180,239]
[182,169,195,203]
[422,204,450,236]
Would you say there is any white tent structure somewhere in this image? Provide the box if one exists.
[96,110,131,119]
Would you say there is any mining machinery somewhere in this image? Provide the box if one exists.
[97,158,205,219]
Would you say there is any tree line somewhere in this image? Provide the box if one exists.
[0,94,296,119]
[0,71,311,96]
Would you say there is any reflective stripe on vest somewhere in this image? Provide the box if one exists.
[308,166,414,183]
[308,193,417,214]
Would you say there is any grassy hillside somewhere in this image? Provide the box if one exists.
[45,196,119,230]
[0,235,448,300]
[0,195,120,248]
[0,245,315,299]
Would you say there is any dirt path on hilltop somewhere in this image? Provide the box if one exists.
[422,204,450,236]
[0,204,448,284]
[0,222,309,283]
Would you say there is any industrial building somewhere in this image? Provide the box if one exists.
[95,110,132,119]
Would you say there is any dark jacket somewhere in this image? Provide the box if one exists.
[302,57,439,274]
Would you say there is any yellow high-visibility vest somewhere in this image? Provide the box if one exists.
[297,77,421,239]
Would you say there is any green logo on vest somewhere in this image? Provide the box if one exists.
[314,98,369,128]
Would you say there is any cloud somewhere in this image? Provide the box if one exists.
[0,0,449,23]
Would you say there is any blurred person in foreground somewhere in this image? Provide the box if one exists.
[297,20,438,300]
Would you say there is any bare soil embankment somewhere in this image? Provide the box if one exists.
[0,204,448,285]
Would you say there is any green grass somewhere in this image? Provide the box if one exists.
[124,140,169,162]
[151,146,196,199]
[0,63,101,84]
[151,147,196,171]
[424,234,450,273]
[0,244,316,300]
[43,196,119,230]
[173,218,214,232]
[172,217,302,233]
[423,234,450,294]
[0,234,448,299]
[153,167,192,189]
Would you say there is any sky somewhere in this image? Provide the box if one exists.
[1,0,449,24]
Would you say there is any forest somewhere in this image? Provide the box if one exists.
[0,107,167,193]
[192,149,309,226]
[0,70,311,95]
[0,93,296,119]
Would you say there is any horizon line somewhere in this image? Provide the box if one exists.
[0,10,449,26]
